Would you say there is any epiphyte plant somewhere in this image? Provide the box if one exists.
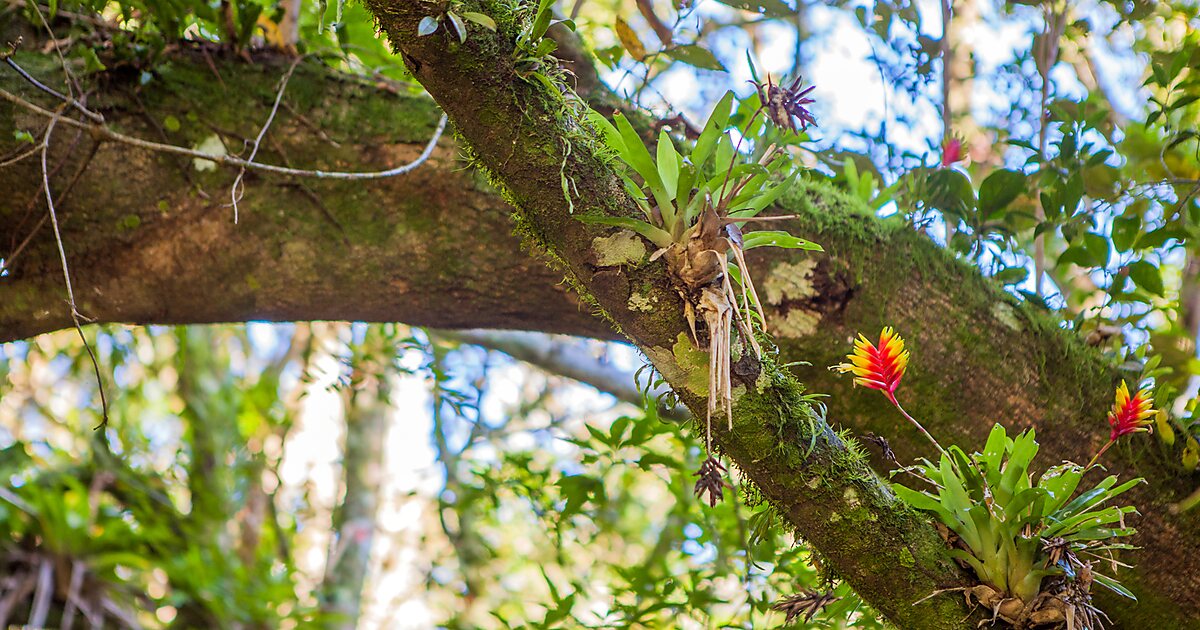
[837,328,1146,627]
[582,79,820,491]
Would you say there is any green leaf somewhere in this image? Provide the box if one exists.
[1037,464,1084,514]
[557,474,602,517]
[75,46,107,74]
[665,45,726,71]
[587,110,625,154]
[1111,214,1140,252]
[692,92,735,169]
[1128,260,1164,296]
[576,215,672,249]
[892,485,956,526]
[1058,245,1099,268]
[926,168,976,216]
[530,0,556,40]
[418,15,439,36]
[997,429,1038,503]
[460,11,496,30]
[1093,572,1137,601]
[534,38,558,56]
[656,130,680,200]
[1082,232,1111,268]
[446,11,468,43]
[741,231,823,251]
[613,113,674,226]
[993,266,1029,285]
[980,424,1010,482]
[978,169,1025,218]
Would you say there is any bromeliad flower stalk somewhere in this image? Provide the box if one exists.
[835,328,949,459]
[1086,382,1156,469]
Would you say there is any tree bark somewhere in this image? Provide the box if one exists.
[1,37,1196,628]
[320,328,392,628]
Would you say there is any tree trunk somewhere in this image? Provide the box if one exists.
[320,328,392,627]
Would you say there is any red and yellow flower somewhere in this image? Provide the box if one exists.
[940,136,968,168]
[836,327,910,400]
[1107,381,1155,442]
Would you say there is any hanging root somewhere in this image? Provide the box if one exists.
[699,285,734,432]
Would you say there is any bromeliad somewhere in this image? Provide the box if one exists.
[582,80,821,484]
[837,329,1146,626]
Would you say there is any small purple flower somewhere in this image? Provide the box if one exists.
[755,75,817,133]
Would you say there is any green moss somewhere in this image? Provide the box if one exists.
[117,214,142,231]
[671,333,710,396]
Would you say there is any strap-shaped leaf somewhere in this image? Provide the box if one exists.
[1046,503,1138,538]
[728,172,796,218]
[1053,477,1143,523]
[892,484,955,526]
[949,446,987,503]
[656,130,681,201]
[939,458,983,552]
[692,91,735,169]
[587,109,626,155]
[980,423,1009,482]
[1003,487,1046,524]
[613,113,674,227]
[1062,525,1137,542]
[1037,463,1084,514]
[741,231,822,251]
[997,429,1038,503]
[576,215,673,249]
[1092,571,1138,601]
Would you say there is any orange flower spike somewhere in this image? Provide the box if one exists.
[836,327,949,458]
[1087,382,1156,469]
[1108,382,1156,442]
[836,327,910,401]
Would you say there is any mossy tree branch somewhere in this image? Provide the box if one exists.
[356,2,979,626]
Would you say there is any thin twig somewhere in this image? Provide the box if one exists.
[0,142,41,167]
[129,89,208,199]
[26,2,77,98]
[231,56,303,222]
[2,86,448,180]
[41,112,110,428]
[4,57,103,122]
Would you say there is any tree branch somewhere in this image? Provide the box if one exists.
[359,3,978,626]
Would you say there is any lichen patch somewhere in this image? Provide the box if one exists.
[591,230,647,267]
[763,259,818,305]
[627,291,656,312]
[643,333,709,397]
[992,301,1023,331]
[770,309,821,337]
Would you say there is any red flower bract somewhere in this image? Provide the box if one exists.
[1108,382,1155,442]
[835,327,909,398]
[941,137,967,167]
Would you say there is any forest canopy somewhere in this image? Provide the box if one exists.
[1,0,1199,628]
